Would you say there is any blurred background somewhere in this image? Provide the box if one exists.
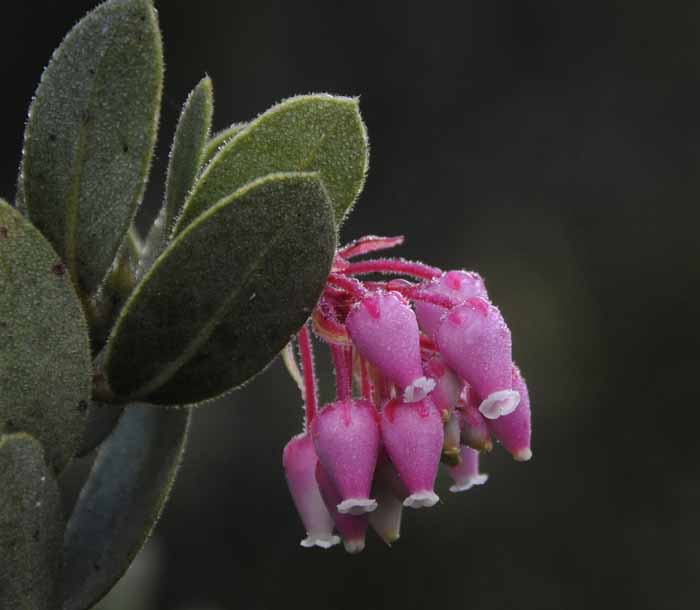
[3,1,700,609]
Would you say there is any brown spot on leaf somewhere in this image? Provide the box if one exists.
[0,226,8,239]
[52,262,66,276]
[77,400,88,413]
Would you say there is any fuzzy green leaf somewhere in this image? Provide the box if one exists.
[21,0,163,294]
[138,77,214,279]
[163,76,214,230]
[202,122,247,166]
[105,172,336,405]
[175,94,368,232]
[0,201,91,474]
[63,404,190,610]
[0,433,64,610]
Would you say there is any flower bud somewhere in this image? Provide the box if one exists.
[487,365,532,461]
[448,445,488,493]
[283,433,340,549]
[379,397,444,508]
[310,399,380,515]
[414,270,488,339]
[315,462,368,554]
[436,298,519,420]
[346,291,435,403]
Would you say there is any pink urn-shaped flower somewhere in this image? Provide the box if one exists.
[436,297,520,420]
[447,445,489,493]
[283,433,340,549]
[487,365,532,461]
[346,291,435,403]
[379,397,444,508]
[310,399,380,515]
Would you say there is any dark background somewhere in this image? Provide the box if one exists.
[2,1,700,609]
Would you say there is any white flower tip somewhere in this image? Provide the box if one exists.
[403,491,439,509]
[449,474,489,493]
[343,538,366,554]
[479,390,520,420]
[513,448,532,462]
[337,498,378,515]
[300,534,341,549]
[403,376,436,403]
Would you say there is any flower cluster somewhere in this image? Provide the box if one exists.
[282,235,532,552]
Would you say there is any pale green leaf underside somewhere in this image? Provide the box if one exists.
[0,201,91,473]
[0,433,64,610]
[63,404,190,610]
[21,0,163,294]
[105,172,336,405]
[175,94,368,233]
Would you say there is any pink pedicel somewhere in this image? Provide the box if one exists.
[379,397,444,508]
[487,365,532,461]
[369,453,408,545]
[448,445,489,493]
[436,297,520,420]
[280,234,532,550]
[414,270,488,339]
[316,462,368,554]
[455,396,493,452]
[310,399,380,515]
[346,291,435,403]
[282,433,340,549]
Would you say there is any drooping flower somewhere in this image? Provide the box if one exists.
[281,234,532,552]
[283,433,340,549]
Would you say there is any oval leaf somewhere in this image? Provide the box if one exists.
[138,77,214,279]
[63,404,190,610]
[163,76,214,230]
[105,172,336,405]
[21,0,163,294]
[0,433,64,610]
[175,94,368,232]
[0,201,91,473]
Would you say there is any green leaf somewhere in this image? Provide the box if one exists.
[105,172,336,405]
[0,201,91,473]
[175,94,368,233]
[163,76,214,231]
[138,77,214,278]
[0,433,64,610]
[63,404,190,610]
[21,0,163,295]
[202,122,248,166]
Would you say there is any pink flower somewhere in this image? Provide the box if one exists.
[315,462,368,554]
[379,397,444,508]
[311,398,380,515]
[414,270,488,339]
[281,234,532,550]
[436,298,520,420]
[447,445,489,493]
[346,291,435,403]
[487,365,532,461]
[282,433,340,549]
